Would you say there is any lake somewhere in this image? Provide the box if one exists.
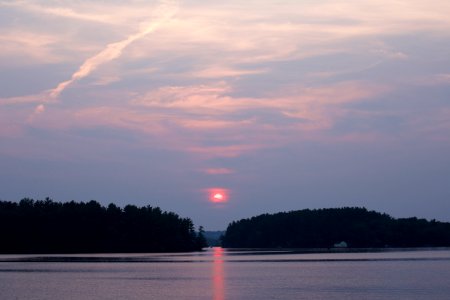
[1,248,450,299]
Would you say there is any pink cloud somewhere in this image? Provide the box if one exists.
[72,106,168,135]
[0,77,390,164]
[191,66,268,78]
[34,104,45,114]
[203,168,235,175]
[0,30,64,65]
[0,91,55,105]
[174,118,254,130]
[187,144,262,158]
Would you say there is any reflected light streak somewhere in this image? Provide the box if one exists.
[213,247,225,300]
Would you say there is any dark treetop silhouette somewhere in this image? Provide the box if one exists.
[221,207,450,248]
[0,198,206,253]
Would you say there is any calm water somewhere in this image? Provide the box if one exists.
[1,248,450,299]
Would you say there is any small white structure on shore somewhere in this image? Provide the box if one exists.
[333,241,348,248]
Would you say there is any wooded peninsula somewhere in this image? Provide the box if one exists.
[0,198,206,253]
[222,207,450,248]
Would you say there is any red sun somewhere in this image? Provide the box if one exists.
[208,188,229,203]
[213,193,223,201]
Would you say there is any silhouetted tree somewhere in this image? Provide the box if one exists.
[196,226,207,249]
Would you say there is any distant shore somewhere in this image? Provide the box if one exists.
[223,246,450,254]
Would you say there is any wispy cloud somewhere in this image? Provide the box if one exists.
[187,144,262,158]
[1,1,116,24]
[0,92,54,105]
[0,30,63,65]
[191,66,268,79]
[49,0,179,98]
[202,168,235,175]
[133,81,387,119]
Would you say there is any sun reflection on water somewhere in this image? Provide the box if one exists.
[212,247,225,300]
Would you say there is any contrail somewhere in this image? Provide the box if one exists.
[49,0,178,98]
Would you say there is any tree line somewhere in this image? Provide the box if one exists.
[0,198,206,253]
[221,207,450,248]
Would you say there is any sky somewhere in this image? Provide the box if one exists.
[1,0,450,230]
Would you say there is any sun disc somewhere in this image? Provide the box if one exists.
[208,188,229,203]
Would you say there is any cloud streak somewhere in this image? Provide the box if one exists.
[49,0,178,98]
[1,1,115,24]
[203,168,235,175]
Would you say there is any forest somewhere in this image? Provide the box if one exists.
[221,207,450,248]
[0,198,206,253]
